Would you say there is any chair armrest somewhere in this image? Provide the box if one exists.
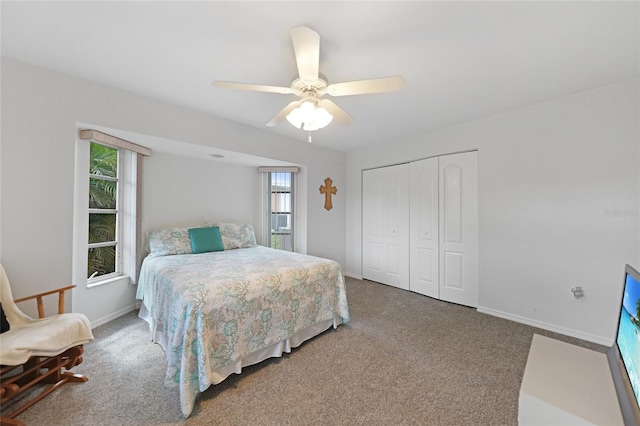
[13,285,76,318]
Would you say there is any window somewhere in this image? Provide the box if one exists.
[74,129,150,288]
[88,142,121,281]
[268,172,294,251]
[259,167,300,252]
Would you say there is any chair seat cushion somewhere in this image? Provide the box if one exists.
[0,312,93,366]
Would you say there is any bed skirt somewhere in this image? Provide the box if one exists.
[138,302,343,396]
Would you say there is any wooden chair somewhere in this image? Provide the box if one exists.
[0,265,94,426]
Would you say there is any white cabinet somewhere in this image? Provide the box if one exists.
[364,152,478,307]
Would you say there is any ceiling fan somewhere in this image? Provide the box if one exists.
[212,26,405,136]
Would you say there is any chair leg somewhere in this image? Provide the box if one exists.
[0,345,87,422]
[0,416,25,426]
[63,372,89,383]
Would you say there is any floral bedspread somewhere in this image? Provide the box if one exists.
[136,246,350,417]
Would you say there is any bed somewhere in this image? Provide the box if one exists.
[136,224,350,417]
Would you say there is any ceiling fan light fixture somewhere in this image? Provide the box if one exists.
[286,101,333,131]
[314,106,333,127]
[213,26,403,134]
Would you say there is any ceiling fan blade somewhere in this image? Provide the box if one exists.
[266,100,302,127]
[318,99,353,125]
[212,81,293,95]
[290,26,320,82]
[327,76,405,97]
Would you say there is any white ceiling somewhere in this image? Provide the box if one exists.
[1,1,638,153]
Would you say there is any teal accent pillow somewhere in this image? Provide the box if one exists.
[188,226,224,254]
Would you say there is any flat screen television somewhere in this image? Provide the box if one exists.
[607,264,640,425]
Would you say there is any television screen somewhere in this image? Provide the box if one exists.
[608,264,640,425]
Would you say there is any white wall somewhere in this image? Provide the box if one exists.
[346,79,640,345]
[142,152,262,234]
[0,58,346,325]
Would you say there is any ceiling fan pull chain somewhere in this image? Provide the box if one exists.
[308,131,312,143]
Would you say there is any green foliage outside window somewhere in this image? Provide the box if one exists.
[271,234,284,250]
[88,143,118,279]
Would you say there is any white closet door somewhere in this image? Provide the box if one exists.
[362,164,409,290]
[409,157,439,297]
[363,168,384,283]
[439,151,478,307]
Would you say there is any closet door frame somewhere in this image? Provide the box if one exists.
[362,150,478,308]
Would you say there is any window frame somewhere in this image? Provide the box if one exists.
[74,129,149,296]
[87,142,123,284]
[264,171,296,252]
[74,138,137,289]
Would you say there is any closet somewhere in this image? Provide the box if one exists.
[362,151,478,307]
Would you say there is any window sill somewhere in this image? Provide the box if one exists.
[86,274,128,289]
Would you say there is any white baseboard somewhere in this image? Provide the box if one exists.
[90,302,141,329]
[343,272,363,280]
[477,305,612,347]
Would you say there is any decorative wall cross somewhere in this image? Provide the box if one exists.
[319,177,337,211]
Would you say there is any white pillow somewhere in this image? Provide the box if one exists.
[147,227,193,257]
[217,223,256,250]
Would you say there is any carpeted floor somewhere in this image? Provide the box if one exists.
[5,277,605,425]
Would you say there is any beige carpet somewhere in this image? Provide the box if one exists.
[5,277,605,425]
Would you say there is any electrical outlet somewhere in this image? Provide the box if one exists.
[570,286,584,302]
